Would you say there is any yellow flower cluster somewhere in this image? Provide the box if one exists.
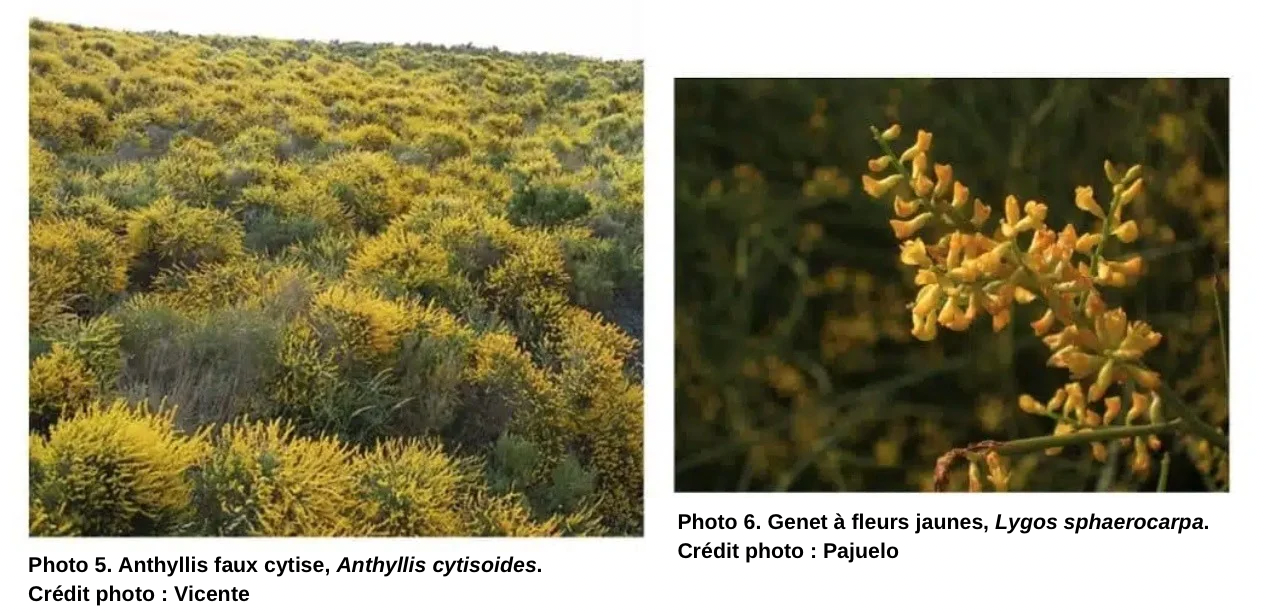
[863,124,1224,489]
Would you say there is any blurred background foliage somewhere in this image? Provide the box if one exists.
[675,78,1228,492]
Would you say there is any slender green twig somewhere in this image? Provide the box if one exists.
[1157,452,1171,492]
[992,419,1180,456]
[1211,257,1230,385]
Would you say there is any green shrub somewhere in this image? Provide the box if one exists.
[29,345,98,432]
[350,439,473,535]
[507,182,592,227]
[190,419,354,536]
[30,400,209,536]
[117,300,282,426]
[125,197,244,285]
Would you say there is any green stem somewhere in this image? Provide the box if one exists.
[1211,257,1230,385]
[993,419,1181,456]
[1157,452,1171,492]
[1080,187,1123,309]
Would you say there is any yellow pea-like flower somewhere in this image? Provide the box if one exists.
[890,212,932,239]
[933,164,953,198]
[1103,396,1122,425]
[969,199,990,226]
[863,174,902,198]
[1074,232,1101,254]
[1120,178,1145,206]
[1075,186,1105,218]
[893,195,920,217]
[915,129,933,152]
[951,181,969,209]
[899,238,933,267]
[1112,220,1139,243]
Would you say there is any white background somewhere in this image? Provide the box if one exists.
[4,0,1263,610]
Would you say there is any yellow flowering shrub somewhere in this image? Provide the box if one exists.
[308,283,417,368]
[126,197,245,283]
[29,138,58,209]
[464,491,605,537]
[191,420,355,536]
[156,136,229,205]
[29,20,643,534]
[28,345,98,432]
[318,151,410,232]
[338,123,399,152]
[484,234,571,320]
[29,400,209,536]
[541,307,642,531]
[349,438,473,536]
[41,193,129,233]
[29,217,129,326]
[347,224,467,305]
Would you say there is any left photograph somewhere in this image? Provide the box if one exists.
[28,18,644,536]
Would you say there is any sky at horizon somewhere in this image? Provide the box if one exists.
[30,0,643,61]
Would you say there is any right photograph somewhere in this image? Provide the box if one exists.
[675,78,1229,493]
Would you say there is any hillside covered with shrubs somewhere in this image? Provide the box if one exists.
[28,20,644,536]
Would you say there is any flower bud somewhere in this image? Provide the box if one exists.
[913,175,934,198]
[1131,439,1151,475]
[880,124,902,141]
[1075,186,1105,218]
[915,129,933,152]
[1121,178,1145,206]
[968,460,983,492]
[1018,394,1045,414]
[863,174,902,198]
[1031,309,1056,336]
[1122,164,1143,184]
[952,181,970,209]
[1126,392,1148,423]
[893,195,920,218]
[971,199,991,226]
[912,311,937,341]
[900,238,933,267]
[912,152,929,178]
[934,164,953,198]
[1103,396,1122,424]
[1075,232,1102,254]
[890,212,933,239]
[1111,220,1139,243]
[1092,359,1117,401]
[1004,195,1021,226]
[912,284,942,316]
[868,156,892,172]
[1103,159,1122,184]
[1147,392,1164,424]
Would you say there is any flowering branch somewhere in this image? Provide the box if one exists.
[862,123,1229,491]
